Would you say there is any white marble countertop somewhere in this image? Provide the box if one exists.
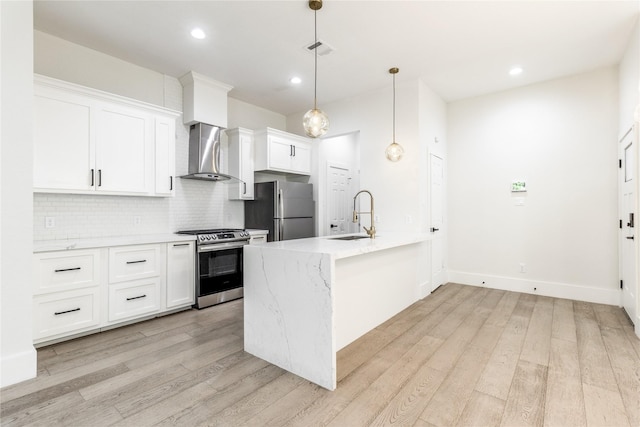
[247,232,430,260]
[33,233,196,253]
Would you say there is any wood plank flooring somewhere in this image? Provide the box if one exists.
[2,283,639,426]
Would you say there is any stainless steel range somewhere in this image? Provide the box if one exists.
[176,228,250,309]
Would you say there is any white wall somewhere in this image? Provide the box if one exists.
[33,31,286,240]
[448,68,619,304]
[618,18,639,134]
[1,0,38,387]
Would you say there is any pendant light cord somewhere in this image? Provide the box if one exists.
[314,9,318,110]
[392,71,396,143]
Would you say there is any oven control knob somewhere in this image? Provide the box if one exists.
[211,235,217,240]
[199,236,205,242]
[205,235,212,240]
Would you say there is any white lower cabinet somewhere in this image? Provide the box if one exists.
[166,242,195,309]
[33,288,100,341]
[108,278,161,322]
[33,239,195,345]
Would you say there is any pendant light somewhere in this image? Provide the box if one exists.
[385,67,404,162]
[303,0,329,138]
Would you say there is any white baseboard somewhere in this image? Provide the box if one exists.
[448,271,621,306]
[1,346,37,388]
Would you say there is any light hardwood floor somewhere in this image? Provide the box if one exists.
[2,283,639,426]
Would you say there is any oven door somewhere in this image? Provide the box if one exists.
[197,242,245,300]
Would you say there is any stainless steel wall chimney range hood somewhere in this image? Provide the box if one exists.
[181,122,237,182]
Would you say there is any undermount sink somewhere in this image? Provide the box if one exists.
[329,235,371,241]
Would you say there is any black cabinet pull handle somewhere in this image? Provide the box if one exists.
[54,267,81,273]
[126,294,147,301]
[293,145,296,157]
[290,145,293,157]
[126,260,147,264]
[173,243,189,247]
[626,236,635,240]
[170,176,173,191]
[243,182,247,195]
[98,169,102,187]
[90,169,95,186]
[430,227,440,232]
[54,308,80,315]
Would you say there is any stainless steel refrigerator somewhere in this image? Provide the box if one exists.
[244,181,315,241]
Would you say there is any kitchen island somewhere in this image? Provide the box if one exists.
[243,232,431,390]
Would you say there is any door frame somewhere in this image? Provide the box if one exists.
[325,161,353,236]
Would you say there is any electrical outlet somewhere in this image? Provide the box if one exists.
[374,215,381,223]
[405,215,413,224]
[520,263,526,273]
[134,216,141,226]
[45,217,55,228]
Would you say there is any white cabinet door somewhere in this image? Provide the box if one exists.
[227,128,254,200]
[290,140,312,174]
[268,135,295,171]
[155,116,176,196]
[95,104,153,195]
[166,242,195,309]
[108,278,161,322]
[33,288,100,342]
[33,249,101,295]
[34,88,94,191]
[108,244,161,284]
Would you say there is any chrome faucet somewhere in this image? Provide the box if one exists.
[353,190,376,239]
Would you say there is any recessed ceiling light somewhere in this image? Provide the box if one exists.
[509,67,523,76]
[290,77,302,84]
[191,28,206,40]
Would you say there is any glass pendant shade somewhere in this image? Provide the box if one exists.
[303,108,329,138]
[385,141,404,162]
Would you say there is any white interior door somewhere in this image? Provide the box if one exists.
[620,127,637,325]
[327,164,351,236]
[430,154,446,291]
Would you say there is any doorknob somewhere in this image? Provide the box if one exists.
[430,227,439,233]
[626,236,635,240]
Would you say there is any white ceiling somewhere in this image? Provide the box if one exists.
[34,0,639,116]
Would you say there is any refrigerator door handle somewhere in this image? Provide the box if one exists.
[278,188,285,239]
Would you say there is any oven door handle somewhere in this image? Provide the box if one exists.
[197,241,248,253]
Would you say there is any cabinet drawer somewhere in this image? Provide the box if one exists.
[109,244,161,283]
[33,249,101,294]
[108,279,160,322]
[33,288,100,341]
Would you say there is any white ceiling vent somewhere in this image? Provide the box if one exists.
[304,39,335,56]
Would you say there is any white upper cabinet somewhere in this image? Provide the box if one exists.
[34,87,94,191]
[33,75,179,197]
[95,103,153,194]
[226,127,254,200]
[154,116,176,196]
[254,128,312,175]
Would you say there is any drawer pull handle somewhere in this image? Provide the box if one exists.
[54,308,80,315]
[54,267,81,273]
[126,260,147,264]
[126,294,147,301]
[173,243,189,247]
